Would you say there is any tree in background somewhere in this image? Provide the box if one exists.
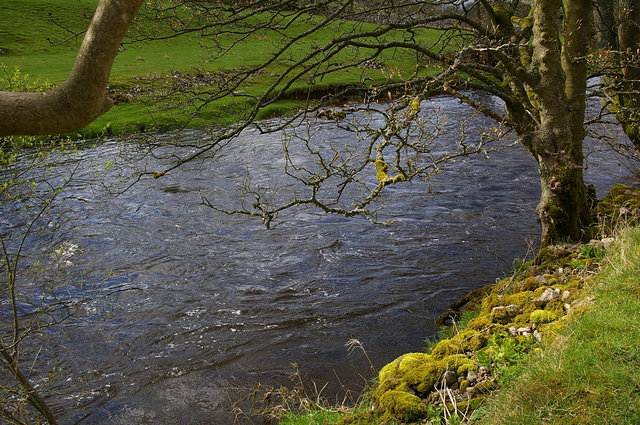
[0,0,143,136]
[1,0,639,247]
[140,0,601,246]
[593,0,640,150]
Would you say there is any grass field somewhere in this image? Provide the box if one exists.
[0,0,444,137]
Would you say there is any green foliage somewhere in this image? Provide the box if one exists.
[476,334,538,385]
[279,410,346,425]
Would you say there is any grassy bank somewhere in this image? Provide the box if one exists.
[273,184,640,425]
[0,0,443,137]
[472,228,640,424]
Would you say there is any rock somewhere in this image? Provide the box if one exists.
[440,370,458,388]
[562,290,571,301]
[517,326,532,334]
[478,366,491,377]
[491,305,520,322]
[533,330,542,342]
[508,326,518,336]
[467,370,478,384]
[535,275,548,286]
[601,237,616,250]
[563,303,572,313]
[536,287,561,303]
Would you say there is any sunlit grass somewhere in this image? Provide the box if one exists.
[1,0,444,137]
[472,227,640,425]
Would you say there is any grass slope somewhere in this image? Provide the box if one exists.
[1,0,443,137]
[474,228,640,425]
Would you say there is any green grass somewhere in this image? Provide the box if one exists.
[279,410,348,425]
[472,227,640,425]
[0,0,444,137]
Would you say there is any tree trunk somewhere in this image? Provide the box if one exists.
[614,0,640,148]
[595,0,640,150]
[0,0,144,136]
[529,0,593,246]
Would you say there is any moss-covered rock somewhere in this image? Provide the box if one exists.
[530,309,560,324]
[376,390,428,423]
[372,352,476,421]
[467,380,498,398]
[431,330,489,357]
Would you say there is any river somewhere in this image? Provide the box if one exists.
[1,97,637,424]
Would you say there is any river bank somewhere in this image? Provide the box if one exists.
[278,184,640,425]
[1,0,441,139]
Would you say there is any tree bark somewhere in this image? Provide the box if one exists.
[614,0,640,148]
[595,0,640,150]
[529,0,593,245]
[0,0,144,136]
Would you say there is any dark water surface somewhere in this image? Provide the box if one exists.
[2,99,637,424]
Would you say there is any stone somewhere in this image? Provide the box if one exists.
[535,275,548,286]
[533,330,542,342]
[601,237,616,250]
[517,326,532,334]
[467,370,478,384]
[441,370,458,388]
[562,290,571,301]
[491,305,520,322]
[536,287,561,303]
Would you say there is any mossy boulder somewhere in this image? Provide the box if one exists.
[373,352,475,421]
[431,330,489,357]
[376,390,428,423]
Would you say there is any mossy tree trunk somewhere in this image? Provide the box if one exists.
[0,0,144,136]
[526,0,593,245]
[594,0,640,150]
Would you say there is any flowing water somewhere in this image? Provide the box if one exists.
[1,98,637,424]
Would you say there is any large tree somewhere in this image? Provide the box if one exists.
[594,0,640,150]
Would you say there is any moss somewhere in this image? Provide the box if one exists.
[490,305,520,324]
[504,291,535,308]
[530,309,559,324]
[467,380,498,398]
[514,276,545,292]
[467,315,492,331]
[375,353,474,397]
[377,390,428,423]
[597,184,640,232]
[375,159,389,182]
[451,284,495,313]
[445,396,485,413]
[432,330,489,357]
[538,319,566,344]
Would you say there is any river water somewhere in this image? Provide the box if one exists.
[1,98,637,424]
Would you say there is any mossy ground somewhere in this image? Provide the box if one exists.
[283,184,640,425]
